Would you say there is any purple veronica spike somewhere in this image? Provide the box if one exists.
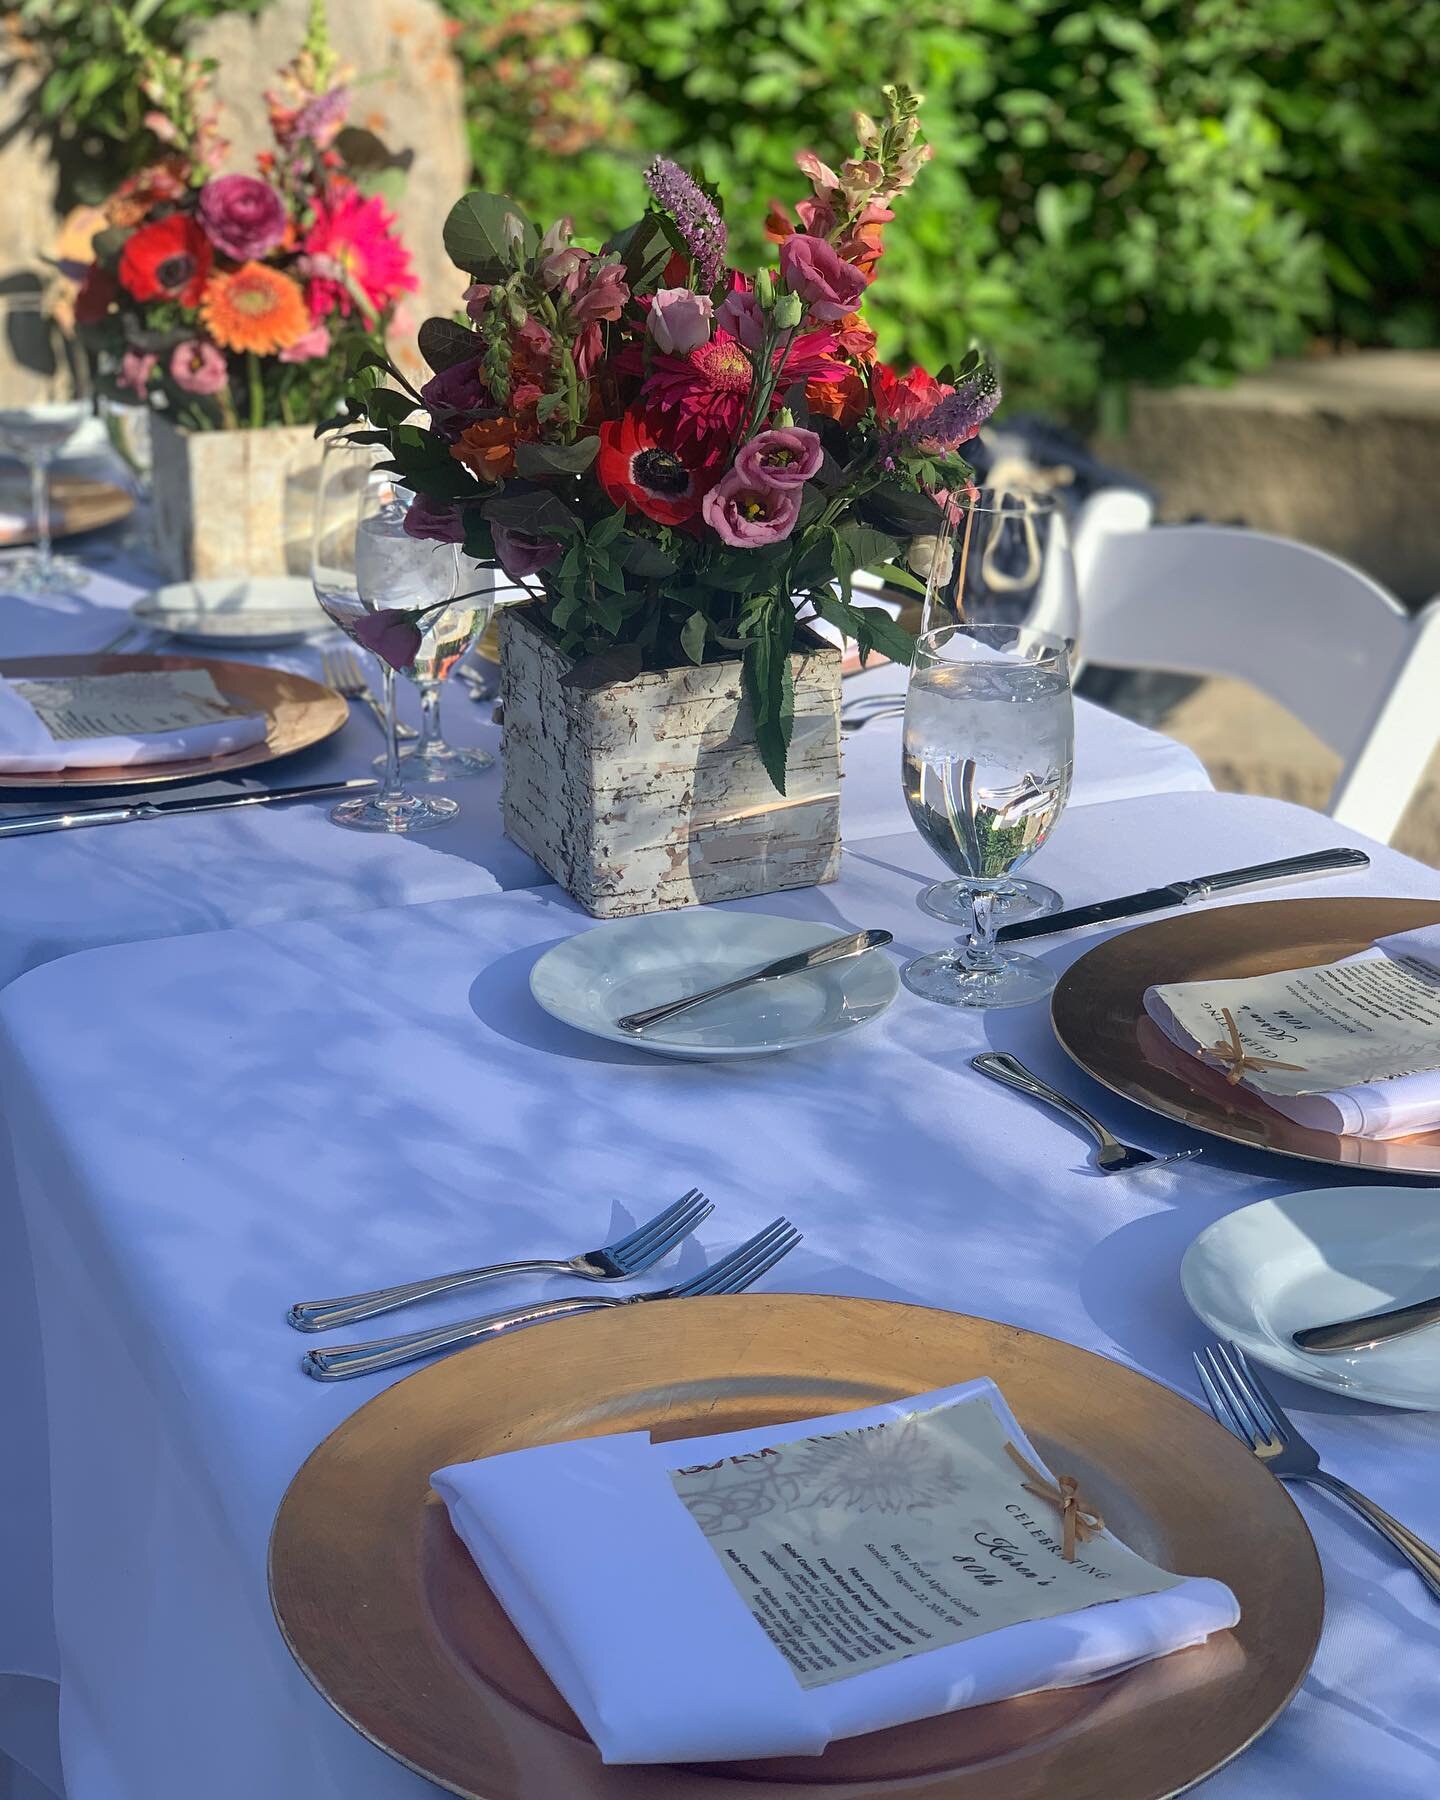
[644,156,727,290]
[916,365,1002,448]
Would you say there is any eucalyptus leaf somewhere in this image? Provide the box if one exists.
[680,610,709,665]
[442,192,538,280]
[514,438,601,477]
[417,317,479,374]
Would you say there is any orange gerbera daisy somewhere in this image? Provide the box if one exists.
[200,263,309,356]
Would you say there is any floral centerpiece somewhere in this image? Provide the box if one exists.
[348,84,996,795]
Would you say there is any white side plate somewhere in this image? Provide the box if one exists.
[133,577,325,646]
[530,910,899,1060]
[1181,1186,1440,1409]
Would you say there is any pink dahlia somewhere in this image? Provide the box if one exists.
[302,187,417,320]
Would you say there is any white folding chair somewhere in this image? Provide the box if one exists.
[1074,521,1440,843]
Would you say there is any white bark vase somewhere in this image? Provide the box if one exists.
[149,418,326,581]
[500,606,843,918]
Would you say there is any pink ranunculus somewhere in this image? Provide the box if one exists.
[493,523,562,581]
[403,494,466,544]
[778,234,869,323]
[277,323,331,364]
[715,284,764,352]
[118,349,157,397]
[198,174,288,262]
[647,287,713,355]
[702,468,802,549]
[168,338,229,396]
[733,426,823,491]
[350,608,422,672]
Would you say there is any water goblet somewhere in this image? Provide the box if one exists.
[392,564,495,780]
[0,292,93,595]
[901,622,1074,1009]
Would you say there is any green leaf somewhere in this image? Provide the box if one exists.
[872,560,928,596]
[619,537,680,578]
[849,605,915,666]
[857,484,945,536]
[680,609,709,665]
[480,486,578,534]
[514,438,600,477]
[364,387,418,427]
[742,596,796,795]
[605,211,675,293]
[442,192,538,281]
[417,316,479,374]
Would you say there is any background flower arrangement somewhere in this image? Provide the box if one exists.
[65,2,416,432]
[346,85,998,791]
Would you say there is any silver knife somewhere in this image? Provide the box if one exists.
[996,848,1371,942]
[1293,1291,1440,1354]
[617,927,894,1033]
[0,776,378,837]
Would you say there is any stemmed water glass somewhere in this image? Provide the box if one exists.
[391,564,495,780]
[0,292,93,594]
[915,489,1078,927]
[310,436,461,833]
[901,622,1074,1009]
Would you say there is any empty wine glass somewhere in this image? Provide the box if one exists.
[310,436,461,833]
[391,561,495,780]
[915,489,1078,928]
[0,291,93,594]
[901,622,1073,1008]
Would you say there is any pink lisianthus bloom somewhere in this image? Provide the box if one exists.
[733,426,822,490]
[647,287,713,355]
[197,174,287,261]
[403,494,466,544]
[702,468,802,548]
[777,234,869,322]
[168,338,229,396]
[118,348,157,396]
[492,523,562,581]
[278,323,332,364]
[715,279,764,352]
[351,608,421,672]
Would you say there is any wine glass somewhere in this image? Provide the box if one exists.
[915,489,1078,928]
[310,436,461,833]
[0,291,93,594]
[901,622,1074,1009]
[392,559,495,780]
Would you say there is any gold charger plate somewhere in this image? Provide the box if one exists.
[1053,896,1440,1178]
[0,652,347,789]
[269,1294,1321,1800]
[0,472,134,543]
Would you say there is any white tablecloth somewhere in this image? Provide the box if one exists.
[1,790,1438,1798]
[0,555,1210,990]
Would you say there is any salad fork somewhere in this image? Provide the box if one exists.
[289,1187,713,1332]
[971,1053,1202,1174]
[302,1216,801,1380]
[1195,1340,1440,1599]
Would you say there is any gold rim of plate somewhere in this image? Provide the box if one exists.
[0,474,134,544]
[269,1294,1321,1800]
[0,652,347,789]
[1051,896,1440,1178]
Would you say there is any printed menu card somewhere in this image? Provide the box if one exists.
[11,670,244,741]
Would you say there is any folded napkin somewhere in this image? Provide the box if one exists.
[432,1377,1238,1765]
[0,670,267,773]
[1145,925,1440,1138]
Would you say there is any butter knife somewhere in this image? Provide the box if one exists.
[0,776,377,837]
[1293,1291,1440,1354]
[997,847,1371,942]
[617,927,893,1034]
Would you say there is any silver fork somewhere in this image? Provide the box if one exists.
[322,645,417,740]
[288,1187,713,1333]
[1195,1340,1440,1599]
[302,1216,800,1381]
[971,1053,1202,1174]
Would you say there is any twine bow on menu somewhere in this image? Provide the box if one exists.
[1005,1443,1104,1563]
[1204,1007,1306,1087]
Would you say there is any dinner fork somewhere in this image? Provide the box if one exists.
[302,1216,801,1381]
[321,645,417,739]
[288,1187,713,1332]
[1195,1340,1440,1600]
[970,1053,1202,1174]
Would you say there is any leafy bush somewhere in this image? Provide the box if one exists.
[14,0,1440,421]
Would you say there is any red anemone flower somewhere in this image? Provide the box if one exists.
[118,215,212,308]
[597,410,717,528]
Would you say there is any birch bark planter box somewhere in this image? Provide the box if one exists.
[499,607,843,917]
[149,417,325,582]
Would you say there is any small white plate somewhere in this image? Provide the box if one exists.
[1181,1186,1440,1409]
[530,911,899,1059]
[133,577,324,646]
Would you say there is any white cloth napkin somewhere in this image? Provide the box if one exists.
[432,1377,1239,1766]
[0,676,267,773]
[1145,925,1440,1138]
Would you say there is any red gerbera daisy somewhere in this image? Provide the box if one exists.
[118,215,212,308]
[597,410,717,528]
[638,328,850,457]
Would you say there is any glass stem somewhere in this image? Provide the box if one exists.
[30,455,51,575]
[416,681,443,754]
[378,664,406,807]
[959,882,1004,972]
